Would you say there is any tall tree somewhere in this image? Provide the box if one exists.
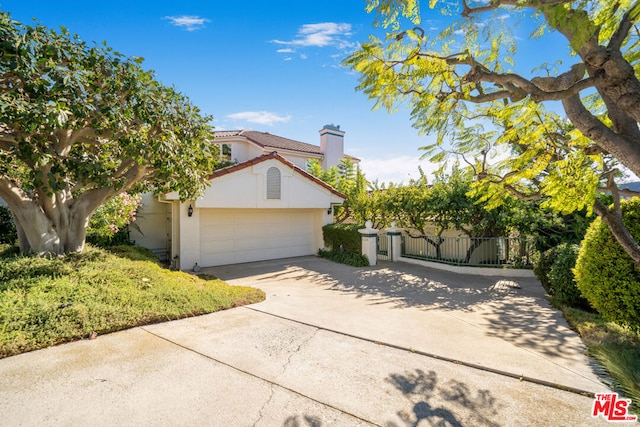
[307,158,376,224]
[0,13,218,255]
[345,0,640,266]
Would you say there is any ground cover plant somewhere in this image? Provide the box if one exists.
[562,306,640,414]
[0,244,265,358]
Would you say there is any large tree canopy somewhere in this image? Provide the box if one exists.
[346,0,640,266]
[0,13,218,255]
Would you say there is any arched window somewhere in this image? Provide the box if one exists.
[266,167,281,199]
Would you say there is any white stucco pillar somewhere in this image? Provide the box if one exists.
[386,221,402,262]
[359,220,379,266]
[178,201,200,271]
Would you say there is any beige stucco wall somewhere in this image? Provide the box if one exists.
[167,159,344,209]
[157,158,343,270]
[129,193,171,261]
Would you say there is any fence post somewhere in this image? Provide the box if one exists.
[359,220,379,266]
[385,221,402,262]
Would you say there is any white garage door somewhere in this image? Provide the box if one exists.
[199,209,318,266]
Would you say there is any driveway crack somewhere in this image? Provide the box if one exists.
[140,326,378,425]
[253,384,275,427]
[281,327,320,375]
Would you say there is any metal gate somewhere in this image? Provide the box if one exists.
[377,231,390,261]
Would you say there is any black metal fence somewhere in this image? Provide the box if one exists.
[401,233,534,268]
[376,231,390,261]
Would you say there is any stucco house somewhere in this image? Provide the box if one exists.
[130,124,354,270]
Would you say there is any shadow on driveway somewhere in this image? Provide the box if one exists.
[208,256,593,377]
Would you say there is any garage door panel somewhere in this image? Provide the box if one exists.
[290,235,312,246]
[235,225,277,239]
[199,209,319,267]
[200,225,234,240]
[236,236,298,251]
[201,238,234,255]
[205,252,236,266]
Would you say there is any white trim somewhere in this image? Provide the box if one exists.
[399,256,536,278]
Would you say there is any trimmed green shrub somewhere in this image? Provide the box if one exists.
[0,206,16,245]
[322,223,362,252]
[547,243,591,310]
[317,248,369,267]
[574,198,640,331]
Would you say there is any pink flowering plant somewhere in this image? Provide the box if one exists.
[86,193,142,246]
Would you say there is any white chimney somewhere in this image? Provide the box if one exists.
[319,124,345,169]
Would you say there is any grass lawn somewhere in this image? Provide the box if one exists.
[0,244,265,358]
[561,305,640,414]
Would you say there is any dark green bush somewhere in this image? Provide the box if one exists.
[533,246,557,292]
[317,248,369,267]
[574,198,640,331]
[0,206,16,245]
[547,243,591,309]
[322,223,362,252]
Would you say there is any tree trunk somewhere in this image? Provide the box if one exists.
[12,203,62,255]
[465,238,483,264]
[8,197,92,256]
[562,94,640,178]
[0,162,146,256]
[425,234,444,259]
[14,217,31,254]
[65,212,90,253]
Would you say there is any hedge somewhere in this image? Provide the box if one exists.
[317,248,369,267]
[322,223,362,253]
[547,243,591,310]
[574,198,640,330]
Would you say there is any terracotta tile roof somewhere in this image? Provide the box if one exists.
[213,130,244,138]
[208,152,347,199]
[213,130,323,155]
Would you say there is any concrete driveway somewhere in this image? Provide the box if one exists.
[0,256,611,426]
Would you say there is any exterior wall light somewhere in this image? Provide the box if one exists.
[327,206,333,215]
[188,204,194,217]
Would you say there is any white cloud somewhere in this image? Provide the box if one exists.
[272,22,354,49]
[226,111,291,126]
[358,155,443,185]
[277,48,294,53]
[164,15,210,31]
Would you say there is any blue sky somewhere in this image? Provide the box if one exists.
[3,1,572,184]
